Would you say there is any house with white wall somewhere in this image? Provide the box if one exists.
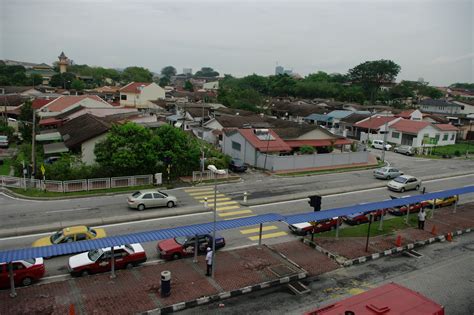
[386,120,458,148]
[120,82,165,108]
[418,99,462,115]
[395,109,423,121]
[353,115,401,142]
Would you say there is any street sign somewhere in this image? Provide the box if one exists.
[40,164,45,176]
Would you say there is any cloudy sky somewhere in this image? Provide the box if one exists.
[1,0,472,86]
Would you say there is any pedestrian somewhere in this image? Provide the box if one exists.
[418,208,426,230]
[205,247,213,276]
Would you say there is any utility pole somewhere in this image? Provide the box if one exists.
[31,110,36,179]
[381,121,389,162]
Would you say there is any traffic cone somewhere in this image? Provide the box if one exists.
[446,232,453,242]
[431,225,438,235]
[395,235,402,247]
[69,304,75,315]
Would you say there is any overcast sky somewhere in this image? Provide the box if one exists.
[1,0,472,86]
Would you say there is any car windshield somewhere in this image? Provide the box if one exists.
[87,227,97,237]
[124,244,134,253]
[393,177,407,183]
[88,249,103,261]
[174,236,188,245]
[132,191,142,198]
[380,168,389,172]
[50,231,64,243]
[158,191,168,197]
[23,258,36,265]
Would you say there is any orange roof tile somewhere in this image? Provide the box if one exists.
[120,82,152,93]
[43,95,108,112]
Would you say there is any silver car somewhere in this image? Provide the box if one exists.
[127,190,178,211]
[374,167,403,179]
[394,145,415,156]
[387,175,421,192]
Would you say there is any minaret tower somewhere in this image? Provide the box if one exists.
[58,51,69,73]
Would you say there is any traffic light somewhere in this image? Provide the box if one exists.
[308,195,322,212]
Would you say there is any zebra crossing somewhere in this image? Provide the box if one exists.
[184,187,288,240]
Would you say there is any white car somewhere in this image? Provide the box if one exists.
[372,140,392,151]
[387,175,421,192]
[127,189,178,211]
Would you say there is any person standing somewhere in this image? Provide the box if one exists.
[418,208,426,230]
[205,247,213,276]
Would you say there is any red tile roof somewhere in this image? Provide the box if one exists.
[120,82,152,93]
[435,124,458,131]
[285,138,352,148]
[354,116,398,129]
[395,110,414,119]
[238,129,291,152]
[32,98,55,110]
[390,120,431,134]
[43,95,108,112]
[39,117,64,126]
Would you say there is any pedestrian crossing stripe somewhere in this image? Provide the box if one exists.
[215,205,242,211]
[209,201,239,207]
[193,194,226,200]
[217,210,253,217]
[240,226,279,235]
[199,198,231,203]
[184,187,215,193]
[248,231,288,241]
[188,191,218,196]
[224,214,256,220]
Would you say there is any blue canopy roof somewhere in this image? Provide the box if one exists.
[1,186,472,263]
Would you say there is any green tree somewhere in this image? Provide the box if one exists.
[18,100,38,142]
[161,66,177,78]
[348,59,401,104]
[50,72,76,89]
[184,80,194,92]
[158,76,170,87]
[29,74,43,86]
[71,79,85,91]
[121,66,153,83]
[299,145,315,154]
[268,74,297,96]
[194,67,219,77]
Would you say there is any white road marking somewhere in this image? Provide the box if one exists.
[46,207,92,214]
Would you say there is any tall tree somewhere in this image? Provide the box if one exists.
[348,59,401,104]
[184,80,194,92]
[71,79,85,91]
[161,66,177,78]
[121,66,153,83]
[194,67,219,77]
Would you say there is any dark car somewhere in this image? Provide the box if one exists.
[157,234,226,260]
[229,158,247,172]
[342,209,387,225]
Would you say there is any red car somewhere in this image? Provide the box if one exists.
[0,258,45,289]
[157,234,226,260]
[389,202,429,216]
[288,218,341,236]
[342,209,387,225]
[67,244,147,277]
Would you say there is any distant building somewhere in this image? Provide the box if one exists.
[58,52,70,74]
[183,68,193,75]
[119,82,165,108]
[284,69,293,75]
[275,66,284,75]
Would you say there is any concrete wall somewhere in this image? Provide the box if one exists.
[81,133,108,165]
[120,83,165,108]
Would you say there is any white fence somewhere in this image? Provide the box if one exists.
[192,170,229,182]
[0,174,155,193]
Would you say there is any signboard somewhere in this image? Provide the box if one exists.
[154,173,162,185]
[40,164,46,176]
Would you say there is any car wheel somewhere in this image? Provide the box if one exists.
[125,263,133,270]
[172,253,181,260]
[415,185,420,190]
[21,277,32,286]
[80,270,90,277]
[137,204,145,211]
[167,201,175,208]
[401,188,405,193]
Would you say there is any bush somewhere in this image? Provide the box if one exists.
[299,145,315,155]
[454,150,461,157]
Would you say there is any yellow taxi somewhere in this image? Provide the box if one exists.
[425,195,458,208]
[32,226,106,247]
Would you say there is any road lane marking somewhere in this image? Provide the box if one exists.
[240,226,278,234]
[188,191,218,196]
[248,231,288,240]
[193,194,226,199]
[210,201,239,207]
[46,207,92,214]
[224,215,256,220]
[218,210,253,217]
[199,198,231,203]
[216,206,241,211]
[184,188,215,192]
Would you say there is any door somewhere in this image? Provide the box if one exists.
[75,233,87,242]
[153,193,166,207]
[113,249,127,268]
[141,193,153,208]
[96,251,112,273]
[0,264,8,288]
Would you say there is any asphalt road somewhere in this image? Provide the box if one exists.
[1,151,474,230]
[1,174,472,280]
[180,231,474,315]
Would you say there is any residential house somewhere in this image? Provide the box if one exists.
[386,120,458,148]
[353,115,401,142]
[452,100,474,115]
[203,81,219,90]
[0,86,43,97]
[269,100,326,122]
[418,99,463,115]
[119,82,165,108]
[394,109,423,121]
[338,113,371,138]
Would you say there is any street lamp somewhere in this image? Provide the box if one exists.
[207,164,226,278]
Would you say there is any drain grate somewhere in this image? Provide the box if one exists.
[288,281,311,295]
[268,264,297,277]
[405,249,424,258]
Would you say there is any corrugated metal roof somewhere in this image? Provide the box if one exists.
[1,186,472,263]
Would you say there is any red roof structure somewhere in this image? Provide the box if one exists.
[42,95,108,112]
[39,117,65,127]
[390,120,431,134]
[354,116,398,130]
[32,98,55,110]
[120,82,152,93]
[238,129,291,152]
[395,109,415,119]
[435,124,458,131]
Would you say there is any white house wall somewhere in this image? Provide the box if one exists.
[81,133,108,165]
[387,125,457,147]
[222,132,256,165]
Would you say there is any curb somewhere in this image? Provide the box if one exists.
[141,272,307,314]
[303,227,472,267]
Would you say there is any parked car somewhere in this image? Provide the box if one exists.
[387,175,421,192]
[127,189,178,211]
[373,167,403,180]
[288,218,341,236]
[426,195,458,208]
[388,202,429,216]
[342,209,387,225]
[0,258,45,289]
[68,244,147,277]
[157,234,226,260]
[0,135,8,148]
[229,158,247,172]
[372,140,392,151]
[32,226,106,247]
[394,145,415,156]
[44,156,61,164]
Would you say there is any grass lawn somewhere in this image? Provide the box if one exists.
[314,214,419,238]
[10,184,159,198]
[0,158,12,176]
[428,143,474,157]
[276,160,385,177]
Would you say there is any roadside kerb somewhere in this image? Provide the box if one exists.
[241,170,474,206]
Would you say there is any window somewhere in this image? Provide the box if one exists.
[153,193,164,199]
[434,134,440,142]
[121,94,127,100]
[142,193,153,199]
[451,134,455,140]
[443,134,448,141]
[76,234,87,241]
[232,141,241,151]
[392,132,400,139]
